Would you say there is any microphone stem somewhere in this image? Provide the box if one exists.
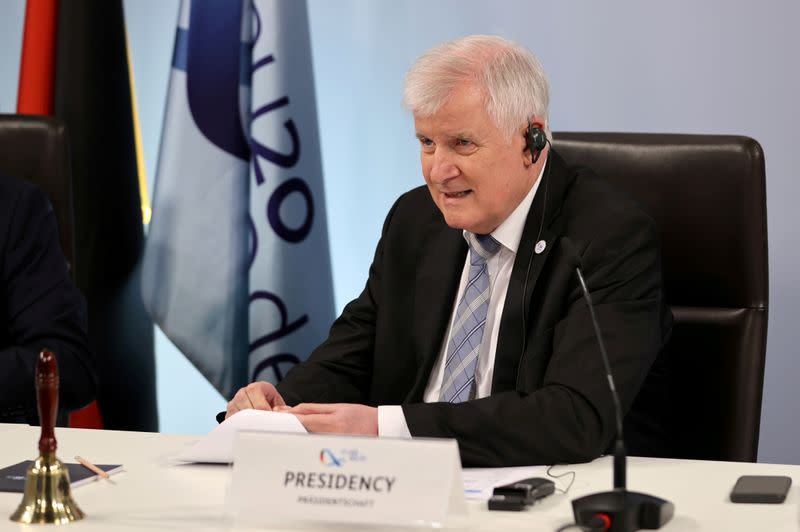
[575,266,627,491]
[613,439,626,490]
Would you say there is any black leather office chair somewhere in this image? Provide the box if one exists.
[0,114,75,275]
[553,132,768,462]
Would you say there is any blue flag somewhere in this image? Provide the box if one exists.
[142,0,334,398]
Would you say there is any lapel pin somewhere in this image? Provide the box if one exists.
[535,240,546,254]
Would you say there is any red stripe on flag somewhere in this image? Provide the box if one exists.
[17,0,59,114]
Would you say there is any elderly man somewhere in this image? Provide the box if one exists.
[226,35,671,467]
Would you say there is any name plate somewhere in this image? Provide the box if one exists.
[226,431,465,528]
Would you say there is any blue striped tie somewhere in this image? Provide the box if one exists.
[439,233,501,403]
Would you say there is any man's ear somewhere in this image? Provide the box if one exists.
[522,132,534,166]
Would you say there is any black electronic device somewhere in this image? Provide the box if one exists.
[561,238,674,532]
[730,475,791,503]
[495,477,555,504]
[488,477,555,511]
[488,493,527,511]
[525,123,547,163]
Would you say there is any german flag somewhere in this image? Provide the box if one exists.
[16,0,157,431]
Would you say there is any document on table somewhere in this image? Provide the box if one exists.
[462,466,547,500]
[175,409,307,463]
[177,408,545,499]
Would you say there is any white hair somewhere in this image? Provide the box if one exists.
[402,35,551,142]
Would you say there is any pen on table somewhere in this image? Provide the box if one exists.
[74,455,109,479]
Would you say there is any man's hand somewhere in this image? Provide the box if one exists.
[288,403,378,436]
[225,381,286,419]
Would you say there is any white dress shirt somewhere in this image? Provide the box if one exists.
[378,163,545,437]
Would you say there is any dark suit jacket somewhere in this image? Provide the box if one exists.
[0,172,95,422]
[278,150,672,467]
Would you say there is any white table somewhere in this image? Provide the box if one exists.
[1,423,798,531]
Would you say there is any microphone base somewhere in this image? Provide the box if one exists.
[572,489,674,532]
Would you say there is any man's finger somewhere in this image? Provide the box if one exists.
[245,386,271,411]
[271,392,287,408]
[294,413,334,433]
[225,402,239,420]
[252,381,286,409]
[231,388,255,411]
[289,403,337,415]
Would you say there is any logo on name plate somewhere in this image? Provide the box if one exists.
[319,448,367,467]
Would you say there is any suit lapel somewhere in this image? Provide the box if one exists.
[405,220,466,402]
[492,150,573,393]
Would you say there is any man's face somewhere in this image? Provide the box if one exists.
[414,83,540,235]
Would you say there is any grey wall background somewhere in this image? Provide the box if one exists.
[1,0,797,463]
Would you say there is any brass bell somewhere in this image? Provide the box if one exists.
[10,350,85,524]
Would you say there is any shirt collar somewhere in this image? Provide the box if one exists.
[463,156,547,254]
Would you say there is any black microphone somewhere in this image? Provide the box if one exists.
[560,238,673,532]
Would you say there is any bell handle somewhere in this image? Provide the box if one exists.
[36,349,59,455]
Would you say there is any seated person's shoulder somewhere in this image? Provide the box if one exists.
[381,185,442,230]
[562,164,657,239]
[0,172,51,220]
[394,185,439,214]
[0,171,34,195]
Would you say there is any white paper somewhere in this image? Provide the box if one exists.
[462,465,546,500]
[174,409,307,463]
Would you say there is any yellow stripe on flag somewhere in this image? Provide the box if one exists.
[123,21,152,225]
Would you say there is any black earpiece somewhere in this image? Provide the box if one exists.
[525,124,547,164]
